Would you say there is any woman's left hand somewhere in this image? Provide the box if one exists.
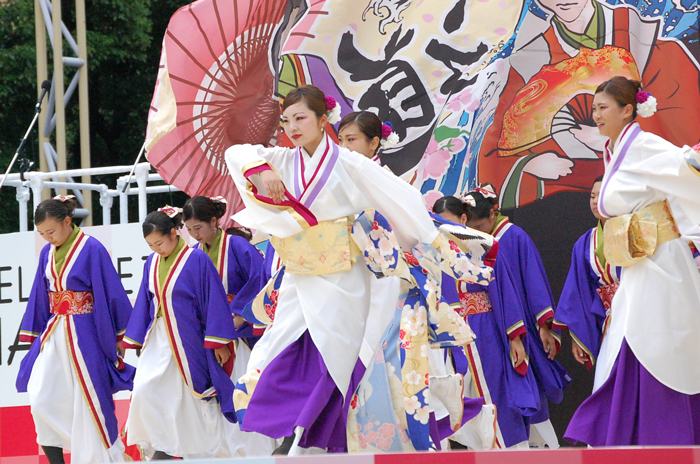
[214,345,232,365]
[539,324,558,360]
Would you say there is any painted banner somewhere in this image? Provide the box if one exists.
[146,0,699,215]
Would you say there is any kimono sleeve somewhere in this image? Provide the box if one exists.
[88,240,132,345]
[489,257,527,342]
[346,154,439,249]
[122,258,155,349]
[228,236,265,316]
[553,233,606,369]
[19,247,51,343]
[198,253,238,349]
[509,229,555,327]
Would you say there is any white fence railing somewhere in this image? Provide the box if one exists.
[1,163,181,231]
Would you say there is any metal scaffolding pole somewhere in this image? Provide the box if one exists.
[75,0,92,225]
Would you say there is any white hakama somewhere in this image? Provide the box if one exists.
[126,318,228,458]
[28,317,125,464]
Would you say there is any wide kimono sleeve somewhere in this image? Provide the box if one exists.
[503,228,556,328]
[86,240,134,376]
[228,236,265,316]
[88,240,132,345]
[224,144,304,237]
[197,252,238,349]
[19,246,51,344]
[344,153,439,249]
[490,256,527,342]
[122,257,155,349]
[553,231,607,369]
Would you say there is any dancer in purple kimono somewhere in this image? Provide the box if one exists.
[123,207,238,459]
[433,199,540,449]
[465,187,571,448]
[553,176,621,372]
[17,195,134,464]
[183,196,276,457]
[564,77,700,446]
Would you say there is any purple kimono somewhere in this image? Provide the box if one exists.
[123,245,238,422]
[553,225,620,369]
[494,219,571,421]
[17,231,135,447]
[440,242,540,447]
[194,233,265,341]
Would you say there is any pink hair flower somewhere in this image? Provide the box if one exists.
[381,122,393,139]
[636,91,650,104]
[324,95,337,112]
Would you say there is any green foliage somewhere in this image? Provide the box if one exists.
[0,0,191,232]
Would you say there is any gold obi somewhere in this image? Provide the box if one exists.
[270,217,361,275]
[604,200,681,267]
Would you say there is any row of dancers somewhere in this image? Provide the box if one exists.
[17,78,700,462]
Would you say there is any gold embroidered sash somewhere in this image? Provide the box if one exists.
[604,200,680,267]
[270,217,361,275]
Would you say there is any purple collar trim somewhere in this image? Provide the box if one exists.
[302,141,339,208]
[599,124,641,218]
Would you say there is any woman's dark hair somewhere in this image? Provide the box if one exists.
[338,111,382,143]
[595,76,642,119]
[282,85,327,118]
[225,227,253,242]
[142,210,183,238]
[35,197,78,225]
[182,196,226,223]
[463,191,499,221]
[433,196,469,218]
[593,174,604,186]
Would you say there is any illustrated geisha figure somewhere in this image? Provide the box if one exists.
[478,0,700,209]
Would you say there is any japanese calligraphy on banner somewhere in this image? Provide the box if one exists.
[147,0,700,215]
[276,0,700,209]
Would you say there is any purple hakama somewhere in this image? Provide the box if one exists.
[565,339,700,446]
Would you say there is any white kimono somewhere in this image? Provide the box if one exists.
[596,121,700,394]
[224,134,438,397]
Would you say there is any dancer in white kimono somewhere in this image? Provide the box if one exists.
[225,86,490,454]
[565,76,700,446]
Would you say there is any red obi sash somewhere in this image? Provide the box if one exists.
[227,294,234,304]
[49,290,94,316]
[457,291,493,318]
[595,282,619,312]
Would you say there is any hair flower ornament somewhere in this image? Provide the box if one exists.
[325,95,341,124]
[380,121,400,149]
[636,90,657,118]
[471,184,498,199]
[158,205,183,218]
[209,196,227,204]
[53,194,76,203]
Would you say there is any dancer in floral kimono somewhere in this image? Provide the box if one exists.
[182,196,276,456]
[225,86,491,454]
[553,177,621,375]
[123,207,238,459]
[17,196,134,464]
[433,198,540,449]
[464,185,571,448]
[565,77,700,446]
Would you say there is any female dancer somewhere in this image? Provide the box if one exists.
[553,177,621,371]
[182,196,276,456]
[464,186,570,448]
[224,86,489,453]
[17,196,134,464]
[434,196,540,449]
[123,207,238,458]
[565,76,700,446]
